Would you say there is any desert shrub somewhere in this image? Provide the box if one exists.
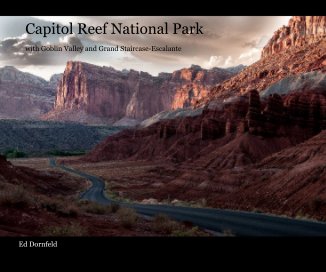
[40,198,61,212]
[40,198,78,217]
[83,202,107,214]
[116,207,138,229]
[171,226,206,237]
[200,198,207,207]
[295,210,311,220]
[42,223,87,236]
[57,204,79,217]
[0,186,33,208]
[48,150,86,156]
[108,202,120,213]
[152,214,181,234]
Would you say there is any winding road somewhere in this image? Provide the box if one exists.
[50,158,326,236]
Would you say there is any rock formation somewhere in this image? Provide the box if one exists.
[262,16,326,58]
[84,90,325,163]
[0,66,61,119]
[45,62,236,124]
[197,16,326,104]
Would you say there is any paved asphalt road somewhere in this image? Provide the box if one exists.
[50,158,326,236]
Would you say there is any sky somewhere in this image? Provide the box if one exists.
[0,16,291,80]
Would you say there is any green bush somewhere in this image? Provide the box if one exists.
[3,149,26,158]
[48,150,86,156]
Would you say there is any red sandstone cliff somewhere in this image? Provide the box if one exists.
[197,16,326,104]
[45,62,236,124]
[262,16,326,58]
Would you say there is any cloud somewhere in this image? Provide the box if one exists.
[0,16,292,78]
[204,55,234,68]
[224,56,233,66]
[205,56,223,68]
[0,33,83,66]
[239,48,260,64]
[59,34,82,46]
[242,40,258,48]
[74,16,291,71]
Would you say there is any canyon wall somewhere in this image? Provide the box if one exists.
[198,16,326,104]
[47,62,236,124]
[262,16,326,58]
[0,66,60,119]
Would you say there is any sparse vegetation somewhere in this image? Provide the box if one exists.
[0,120,122,157]
[79,201,108,214]
[252,208,263,214]
[223,229,235,237]
[310,197,326,212]
[152,214,182,234]
[151,214,208,236]
[2,149,26,159]
[48,150,86,157]
[78,200,121,215]
[295,210,311,220]
[116,207,138,229]
[0,185,33,208]
[40,197,78,217]
[42,223,87,236]
[171,226,204,237]
[108,202,120,213]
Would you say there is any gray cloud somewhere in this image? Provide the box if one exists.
[0,16,291,78]
[73,16,290,69]
[242,40,259,48]
[0,33,83,66]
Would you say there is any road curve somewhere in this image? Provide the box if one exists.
[50,158,326,236]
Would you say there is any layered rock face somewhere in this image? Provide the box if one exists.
[85,89,326,163]
[198,16,326,104]
[0,66,60,119]
[83,91,326,220]
[46,62,235,124]
[262,16,326,58]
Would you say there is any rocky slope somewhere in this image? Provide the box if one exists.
[188,130,326,221]
[44,62,237,124]
[85,89,326,163]
[262,16,326,58]
[197,16,326,104]
[0,66,61,119]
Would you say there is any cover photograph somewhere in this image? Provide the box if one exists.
[0,16,326,243]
